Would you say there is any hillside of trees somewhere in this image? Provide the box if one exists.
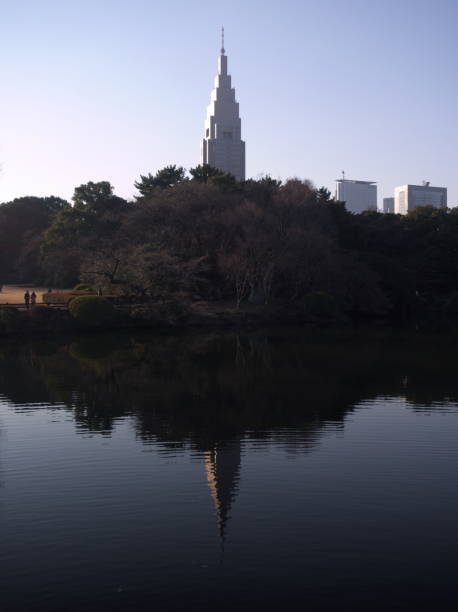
[2,164,458,320]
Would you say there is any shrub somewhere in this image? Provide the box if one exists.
[303,291,337,319]
[68,295,115,327]
[43,288,95,304]
[73,283,94,292]
[0,305,21,333]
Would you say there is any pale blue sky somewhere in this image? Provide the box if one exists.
[1,0,457,206]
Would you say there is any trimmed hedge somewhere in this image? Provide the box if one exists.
[68,295,115,327]
[43,289,96,304]
[0,305,21,333]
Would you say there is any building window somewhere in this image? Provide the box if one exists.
[412,189,444,208]
[223,131,233,139]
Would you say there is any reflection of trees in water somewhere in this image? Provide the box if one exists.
[3,328,458,542]
[2,329,458,443]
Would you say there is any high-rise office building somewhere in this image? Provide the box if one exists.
[383,197,394,213]
[335,178,377,213]
[394,183,447,215]
[201,29,245,180]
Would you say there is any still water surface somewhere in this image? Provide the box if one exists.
[1,329,458,610]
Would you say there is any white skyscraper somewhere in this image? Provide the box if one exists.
[394,183,447,215]
[335,178,377,213]
[201,29,245,180]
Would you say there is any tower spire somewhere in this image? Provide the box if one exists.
[201,30,245,180]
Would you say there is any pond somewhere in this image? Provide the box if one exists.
[1,328,458,610]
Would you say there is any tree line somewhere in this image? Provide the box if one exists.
[2,163,458,318]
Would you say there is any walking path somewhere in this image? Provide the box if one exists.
[0,285,49,306]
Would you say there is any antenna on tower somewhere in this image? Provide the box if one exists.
[342,170,345,181]
[221,26,225,55]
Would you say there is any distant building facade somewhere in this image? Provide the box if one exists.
[383,197,394,213]
[201,29,245,180]
[335,179,377,213]
[394,183,447,215]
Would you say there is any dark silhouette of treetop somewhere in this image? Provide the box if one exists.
[135,165,187,199]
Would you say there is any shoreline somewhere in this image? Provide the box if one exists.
[1,298,457,338]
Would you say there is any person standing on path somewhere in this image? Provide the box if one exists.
[31,291,37,307]
[24,290,30,309]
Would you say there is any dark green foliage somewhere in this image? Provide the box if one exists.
[40,181,129,287]
[68,296,115,327]
[72,181,127,214]
[40,177,458,318]
[0,195,69,282]
[135,165,187,199]
[207,172,239,192]
[0,306,21,333]
[189,164,231,184]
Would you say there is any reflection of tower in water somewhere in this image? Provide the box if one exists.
[204,440,241,545]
